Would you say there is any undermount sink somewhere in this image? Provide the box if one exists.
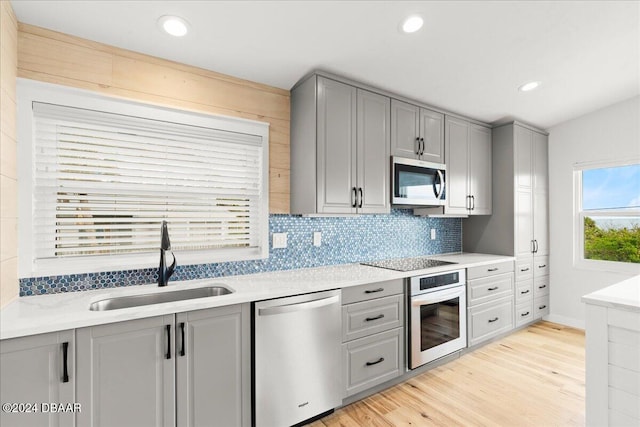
[89,286,233,311]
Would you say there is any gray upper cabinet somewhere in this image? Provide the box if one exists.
[1,330,75,427]
[291,74,390,215]
[444,116,492,215]
[76,305,250,427]
[390,99,444,163]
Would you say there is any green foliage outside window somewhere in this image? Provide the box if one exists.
[584,217,640,264]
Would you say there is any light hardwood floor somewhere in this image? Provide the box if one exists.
[312,321,585,426]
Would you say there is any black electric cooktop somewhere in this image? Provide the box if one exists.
[361,257,457,272]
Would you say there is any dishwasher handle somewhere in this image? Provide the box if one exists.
[258,295,340,316]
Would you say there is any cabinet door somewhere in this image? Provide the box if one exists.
[515,189,534,259]
[532,131,548,192]
[317,77,357,213]
[445,116,470,214]
[514,125,533,190]
[533,131,549,256]
[77,315,175,427]
[1,330,75,427]
[357,89,390,214]
[176,305,250,427]
[468,124,492,215]
[390,99,420,159]
[419,108,445,163]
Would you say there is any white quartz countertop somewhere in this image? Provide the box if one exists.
[1,252,513,340]
[582,275,640,312]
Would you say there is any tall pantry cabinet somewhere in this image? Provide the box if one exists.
[463,122,550,324]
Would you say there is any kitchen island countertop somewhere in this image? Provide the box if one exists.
[1,252,514,340]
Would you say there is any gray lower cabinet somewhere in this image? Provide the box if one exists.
[291,74,390,215]
[0,330,75,427]
[341,280,404,398]
[76,304,250,427]
[466,261,515,347]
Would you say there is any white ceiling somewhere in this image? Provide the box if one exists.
[11,0,640,129]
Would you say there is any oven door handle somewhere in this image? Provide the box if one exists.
[411,288,463,306]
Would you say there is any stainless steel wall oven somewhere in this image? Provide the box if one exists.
[408,269,467,369]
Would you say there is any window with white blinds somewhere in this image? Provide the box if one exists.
[18,80,269,276]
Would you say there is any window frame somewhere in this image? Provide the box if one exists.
[573,159,640,274]
[17,78,270,278]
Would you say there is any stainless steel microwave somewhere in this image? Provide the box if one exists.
[391,156,446,206]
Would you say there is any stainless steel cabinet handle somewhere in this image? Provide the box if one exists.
[364,288,384,294]
[258,295,340,316]
[534,240,539,253]
[62,342,69,383]
[366,357,385,366]
[487,286,499,291]
[365,314,385,322]
[487,268,499,272]
[488,317,499,323]
[531,240,536,253]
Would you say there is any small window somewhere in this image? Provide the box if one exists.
[18,80,269,277]
[575,162,640,271]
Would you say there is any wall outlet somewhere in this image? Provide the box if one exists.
[272,232,287,249]
[430,228,436,240]
[313,231,322,247]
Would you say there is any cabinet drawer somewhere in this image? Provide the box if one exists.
[534,276,550,298]
[515,280,533,304]
[534,255,549,277]
[515,259,533,282]
[515,301,534,327]
[342,295,404,342]
[467,261,514,280]
[342,279,404,305]
[468,296,514,347]
[342,328,403,397]
[467,273,514,307]
[534,296,550,319]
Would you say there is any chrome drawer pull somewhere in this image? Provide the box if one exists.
[520,267,530,272]
[487,286,499,291]
[366,357,385,366]
[520,289,530,294]
[521,311,530,317]
[364,288,384,294]
[488,317,499,323]
[365,314,385,322]
[487,268,499,272]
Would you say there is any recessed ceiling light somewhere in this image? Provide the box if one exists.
[158,15,189,37]
[518,81,541,92]
[401,15,424,33]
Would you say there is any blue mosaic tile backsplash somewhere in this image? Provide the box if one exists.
[19,209,461,296]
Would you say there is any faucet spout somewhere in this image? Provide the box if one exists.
[158,221,176,286]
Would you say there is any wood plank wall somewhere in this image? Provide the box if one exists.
[0,0,18,307]
[17,23,291,214]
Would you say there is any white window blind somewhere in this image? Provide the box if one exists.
[30,100,267,271]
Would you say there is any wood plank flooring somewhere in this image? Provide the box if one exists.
[311,322,585,426]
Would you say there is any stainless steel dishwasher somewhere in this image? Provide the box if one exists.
[254,289,342,427]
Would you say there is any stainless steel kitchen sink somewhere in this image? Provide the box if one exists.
[89,286,233,311]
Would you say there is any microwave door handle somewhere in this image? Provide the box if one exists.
[433,170,444,199]
[411,288,462,306]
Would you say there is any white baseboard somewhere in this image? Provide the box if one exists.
[544,313,585,330]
